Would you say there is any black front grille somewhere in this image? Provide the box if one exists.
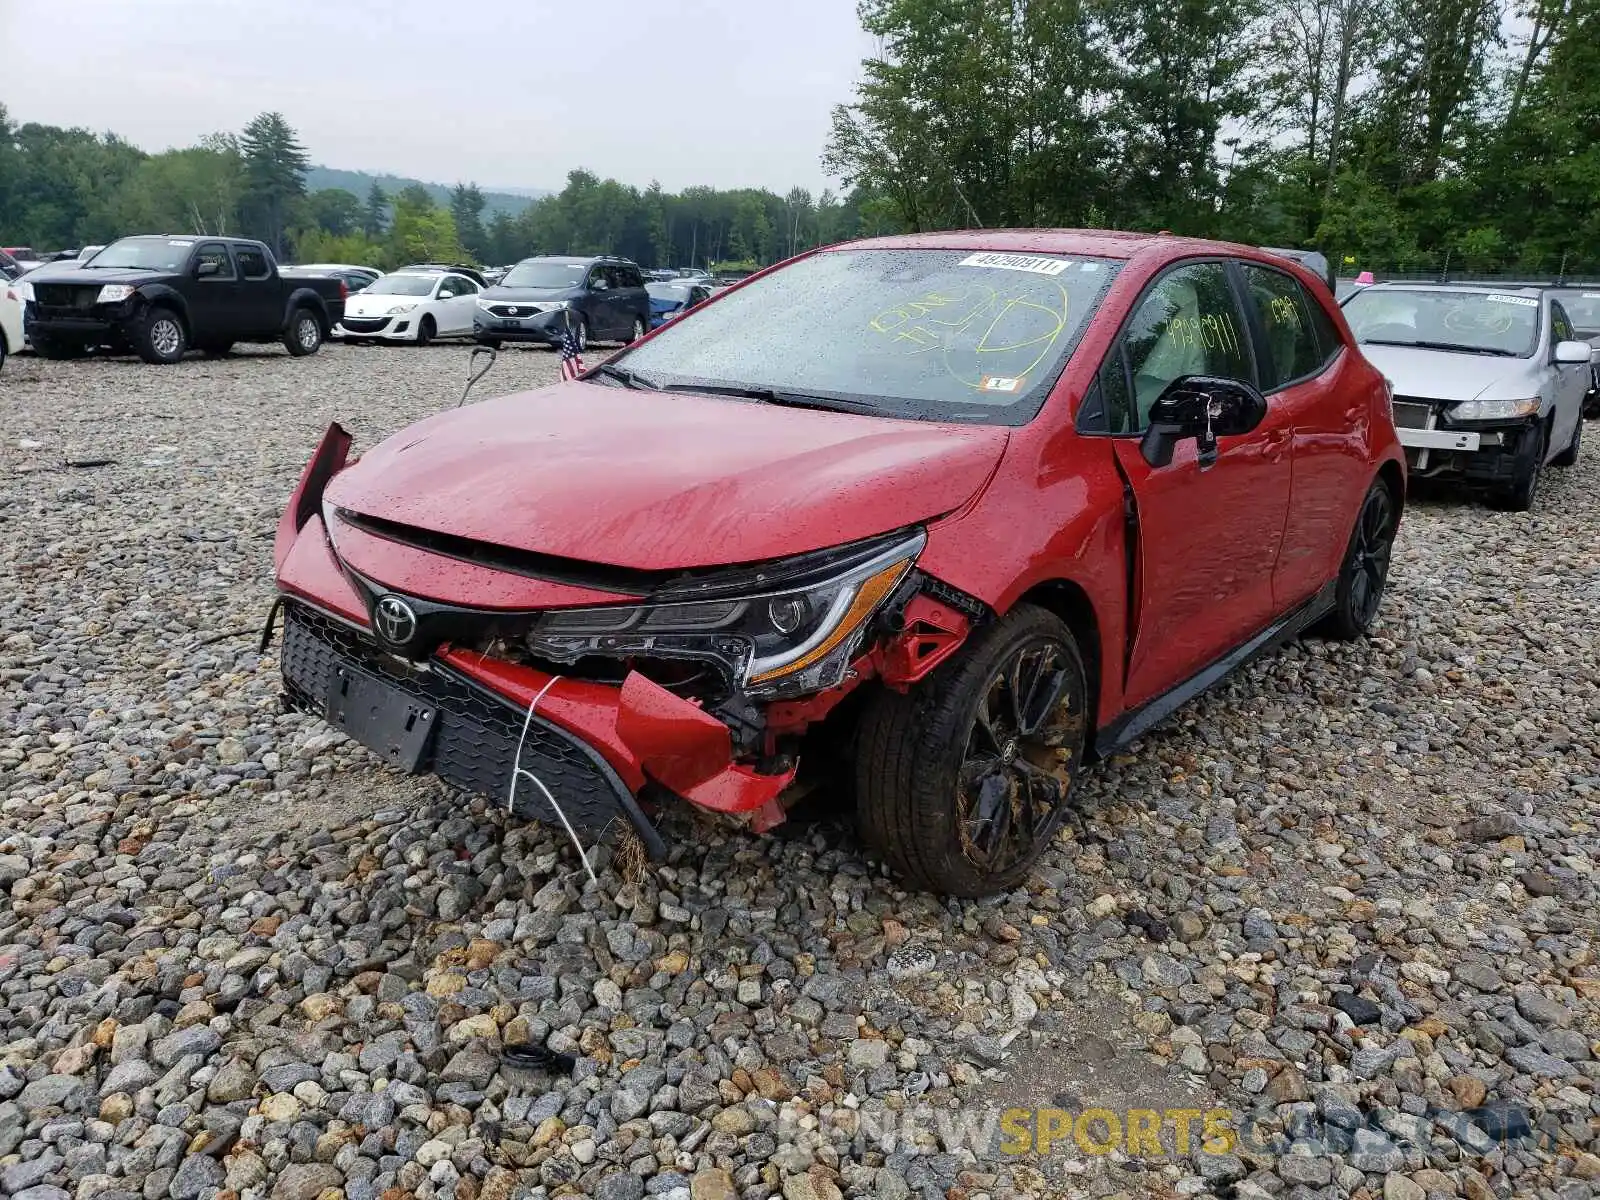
[279,601,661,852]
[34,284,99,309]
[486,303,545,318]
[340,317,390,333]
[1392,398,1434,429]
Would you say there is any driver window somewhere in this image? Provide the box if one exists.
[1121,262,1253,430]
[195,244,235,281]
[1552,303,1574,344]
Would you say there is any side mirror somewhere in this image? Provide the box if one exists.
[195,260,220,278]
[1140,375,1269,469]
[1554,339,1592,365]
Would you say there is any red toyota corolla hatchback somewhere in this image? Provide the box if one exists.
[271,231,1404,896]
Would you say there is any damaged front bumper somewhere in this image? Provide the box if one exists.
[270,423,981,855]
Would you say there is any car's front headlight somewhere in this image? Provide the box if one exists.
[1450,397,1540,422]
[96,284,136,303]
[525,531,926,696]
[386,303,418,315]
[17,281,34,302]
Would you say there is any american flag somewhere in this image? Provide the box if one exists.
[559,321,584,382]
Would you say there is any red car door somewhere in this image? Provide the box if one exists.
[1097,260,1293,711]
[1237,263,1370,608]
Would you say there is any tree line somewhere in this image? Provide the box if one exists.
[825,0,1600,275]
[0,107,895,271]
[8,0,1596,283]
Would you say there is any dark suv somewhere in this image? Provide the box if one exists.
[473,255,650,351]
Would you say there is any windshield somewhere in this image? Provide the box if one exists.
[647,282,694,301]
[614,248,1120,424]
[83,237,197,271]
[365,274,437,297]
[1551,289,1600,335]
[1343,288,1539,356]
[502,260,587,289]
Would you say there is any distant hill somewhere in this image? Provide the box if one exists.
[305,166,549,218]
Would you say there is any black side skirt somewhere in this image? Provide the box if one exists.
[1094,580,1337,756]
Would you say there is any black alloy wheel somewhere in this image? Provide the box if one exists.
[856,605,1088,896]
[955,638,1085,876]
[1317,478,1398,640]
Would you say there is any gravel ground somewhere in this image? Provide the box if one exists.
[1,342,1597,1200]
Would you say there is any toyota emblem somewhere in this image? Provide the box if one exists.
[373,595,418,646]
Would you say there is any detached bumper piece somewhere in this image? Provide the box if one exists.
[278,601,665,857]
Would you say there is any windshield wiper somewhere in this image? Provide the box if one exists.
[1362,338,1519,357]
[589,363,661,390]
[659,382,878,414]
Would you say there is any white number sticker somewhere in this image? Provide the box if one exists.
[958,252,1069,276]
[1485,293,1538,307]
[980,376,1023,392]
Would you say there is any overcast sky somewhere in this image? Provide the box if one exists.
[1,0,875,195]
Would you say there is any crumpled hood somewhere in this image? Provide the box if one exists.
[25,267,163,287]
[1359,343,1544,403]
[325,382,1009,570]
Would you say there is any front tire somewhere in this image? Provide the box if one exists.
[1491,421,1548,511]
[1551,413,1582,467]
[284,308,323,356]
[625,316,645,344]
[415,315,435,346]
[136,306,187,364]
[1316,477,1398,641]
[856,605,1087,897]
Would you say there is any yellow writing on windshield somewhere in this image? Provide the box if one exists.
[869,280,1072,391]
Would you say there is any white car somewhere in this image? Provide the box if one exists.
[0,277,22,370]
[336,270,481,344]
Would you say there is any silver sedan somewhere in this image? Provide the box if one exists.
[1341,283,1590,510]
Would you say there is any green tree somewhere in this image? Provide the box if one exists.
[239,112,311,257]
[362,181,389,237]
[388,185,462,263]
[449,183,489,261]
[307,187,362,237]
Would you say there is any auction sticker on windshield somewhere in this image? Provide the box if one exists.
[958,252,1070,276]
[1485,294,1538,306]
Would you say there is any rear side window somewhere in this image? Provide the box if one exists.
[617,264,644,288]
[1240,264,1323,389]
[1303,289,1345,365]
[236,248,270,280]
[1120,261,1254,431]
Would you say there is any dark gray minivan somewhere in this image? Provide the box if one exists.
[473,255,651,350]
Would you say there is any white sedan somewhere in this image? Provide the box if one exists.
[335,270,481,344]
[0,277,23,370]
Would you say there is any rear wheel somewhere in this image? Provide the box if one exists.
[1315,477,1398,641]
[136,306,187,364]
[856,605,1087,897]
[283,308,322,356]
[415,315,435,346]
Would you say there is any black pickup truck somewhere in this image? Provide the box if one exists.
[21,235,347,363]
